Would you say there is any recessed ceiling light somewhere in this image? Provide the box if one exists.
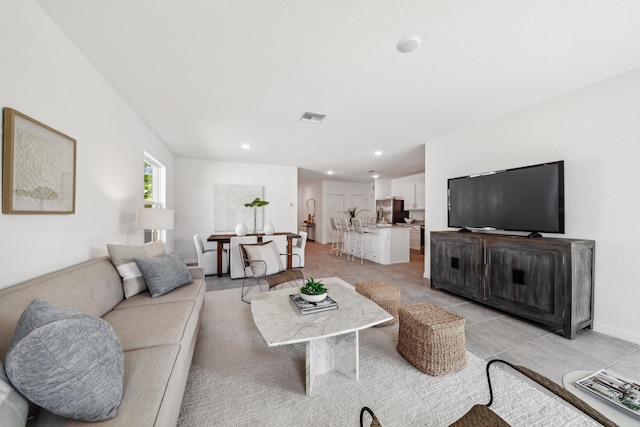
[372,174,379,179]
[241,143,252,150]
[397,36,421,53]
[374,151,382,156]
[327,170,334,175]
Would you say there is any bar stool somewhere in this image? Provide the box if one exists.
[339,217,353,260]
[351,218,372,264]
[330,217,342,256]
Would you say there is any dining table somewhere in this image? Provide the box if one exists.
[207,232,301,277]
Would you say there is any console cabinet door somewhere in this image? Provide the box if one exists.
[430,233,483,300]
[484,241,564,326]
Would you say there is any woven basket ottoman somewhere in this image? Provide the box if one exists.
[396,302,466,375]
[355,281,400,327]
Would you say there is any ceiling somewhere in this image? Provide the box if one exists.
[36,1,640,185]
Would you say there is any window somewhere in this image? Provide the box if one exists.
[142,153,167,243]
[144,161,154,206]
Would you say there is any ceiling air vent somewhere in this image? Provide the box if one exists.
[299,112,326,124]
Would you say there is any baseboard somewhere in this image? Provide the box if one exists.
[593,322,640,346]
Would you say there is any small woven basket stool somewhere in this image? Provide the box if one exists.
[397,302,466,375]
[355,281,400,327]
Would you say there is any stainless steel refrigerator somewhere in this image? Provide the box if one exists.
[375,198,406,224]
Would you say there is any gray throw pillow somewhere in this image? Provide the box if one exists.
[5,299,124,422]
[107,240,167,298]
[134,251,193,297]
[0,362,28,427]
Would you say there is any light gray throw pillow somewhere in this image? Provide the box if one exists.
[107,240,166,298]
[0,362,28,427]
[5,299,124,422]
[242,241,285,276]
[134,251,193,297]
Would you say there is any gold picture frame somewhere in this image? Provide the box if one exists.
[2,108,76,214]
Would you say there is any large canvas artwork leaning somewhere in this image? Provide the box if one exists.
[2,108,76,214]
[213,183,263,232]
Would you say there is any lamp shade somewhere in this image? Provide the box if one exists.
[137,208,174,230]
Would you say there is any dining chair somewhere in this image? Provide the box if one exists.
[291,231,308,267]
[193,234,228,275]
[261,234,288,266]
[229,236,258,279]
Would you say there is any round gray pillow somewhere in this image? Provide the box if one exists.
[5,299,124,422]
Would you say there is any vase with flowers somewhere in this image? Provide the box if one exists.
[244,197,269,233]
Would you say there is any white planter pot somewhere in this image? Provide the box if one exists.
[300,292,327,303]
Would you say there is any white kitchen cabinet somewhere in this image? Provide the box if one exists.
[403,182,425,210]
[415,182,425,209]
[365,227,410,264]
[372,229,390,264]
[403,184,415,209]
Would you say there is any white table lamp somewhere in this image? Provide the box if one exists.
[137,208,174,242]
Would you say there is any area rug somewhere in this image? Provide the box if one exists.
[177,287,598,426]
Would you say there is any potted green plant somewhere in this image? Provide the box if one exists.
[300,278,327,302]
[244,197,269,233]
[341,206,369,223]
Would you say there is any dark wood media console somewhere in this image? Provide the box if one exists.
[430,231,595,339]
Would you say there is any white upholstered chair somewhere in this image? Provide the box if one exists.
[291,231,307,267]
[193,234,228,275]
[229,236,258,279]
[261,235,288,266]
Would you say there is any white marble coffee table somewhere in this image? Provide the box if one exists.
[251,281,393,395]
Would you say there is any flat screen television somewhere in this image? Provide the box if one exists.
[447,161,564,236]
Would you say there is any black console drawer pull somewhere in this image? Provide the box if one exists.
[451,257,459,269]
[512,269,525,285]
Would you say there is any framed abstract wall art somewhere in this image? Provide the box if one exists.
[2,108,77,214]
[213,184,263,232]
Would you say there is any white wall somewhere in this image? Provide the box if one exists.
[0,0,175,289]
[174,158,298,261]
[424,68,640,344]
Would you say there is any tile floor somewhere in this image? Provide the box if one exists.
[206,241,640,387]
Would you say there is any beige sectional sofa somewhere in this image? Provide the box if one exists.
[0,255,205,426]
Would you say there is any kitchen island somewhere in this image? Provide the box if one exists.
[356,224,410,264]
